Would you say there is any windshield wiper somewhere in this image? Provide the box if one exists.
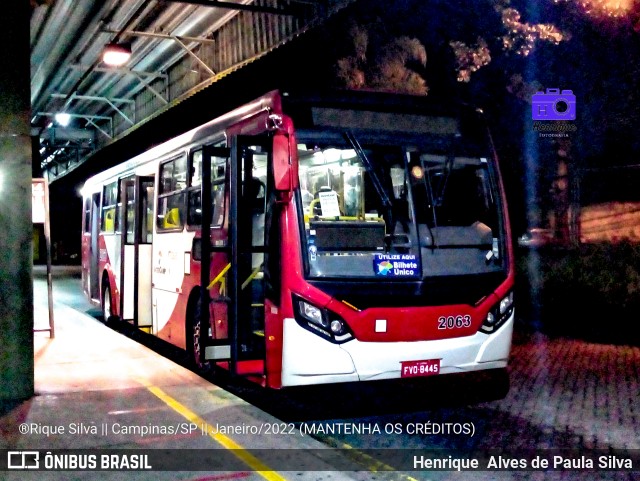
[343,131,392,210]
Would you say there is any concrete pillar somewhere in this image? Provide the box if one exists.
[0,0,34,401]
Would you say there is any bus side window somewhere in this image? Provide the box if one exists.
[157,156,187,231]
[83,198,91,233]
[187,148,227,228]
[141,183,154,243]
[101,182,117,233]
[212,181,225,226]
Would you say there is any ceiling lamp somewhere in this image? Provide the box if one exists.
[102,42,131,66]
[55,113,71,126]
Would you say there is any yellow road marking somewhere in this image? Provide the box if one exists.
[138,380,287,481]
[136,378,419,481]
[321,435,422,481]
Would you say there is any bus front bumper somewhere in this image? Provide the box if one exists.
[280,313,514,387]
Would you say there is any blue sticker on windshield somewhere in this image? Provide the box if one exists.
[373,254,420,277]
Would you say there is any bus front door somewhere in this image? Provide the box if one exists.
[237,138,267,364]
[120,176,154,330]
[200,138,268,380]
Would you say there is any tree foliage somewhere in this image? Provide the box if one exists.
[334,22,428,95]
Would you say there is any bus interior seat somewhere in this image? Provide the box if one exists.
[104,209,115,232]
[163,207,181,228]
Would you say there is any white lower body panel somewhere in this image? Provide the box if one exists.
[281,312,514,387]
[137,244,153,326]
[152,288,179,333]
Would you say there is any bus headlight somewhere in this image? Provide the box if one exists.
[480,292,514,334]
[330,320,343,333]
[299,299,327,327]
[499,292,514,315]
[293,294,354,343]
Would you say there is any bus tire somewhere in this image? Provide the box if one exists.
[481,368,510,401]
[190,297,212,374]
[101,279,118,324]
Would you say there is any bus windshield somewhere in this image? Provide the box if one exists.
[296,129,505,280]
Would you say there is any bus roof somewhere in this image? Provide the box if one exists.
[82,90,282,189]
[83,88,485,191]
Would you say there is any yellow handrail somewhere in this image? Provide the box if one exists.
[207,262,262,292]
[241,264,263,290]
[207,263,230,290]
[308,198,321,217]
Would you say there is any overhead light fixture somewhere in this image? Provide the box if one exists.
[55,113,71,127]
[102,42,131,66]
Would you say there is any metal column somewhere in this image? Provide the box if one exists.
[228,137,240,375]
[0,0,34,402]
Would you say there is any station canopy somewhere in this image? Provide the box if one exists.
[30,0,353,182]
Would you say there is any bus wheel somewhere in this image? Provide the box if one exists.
[191,299,212,374]
[102,280,118,324]
[480,368,510,402]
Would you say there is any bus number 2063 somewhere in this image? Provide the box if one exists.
[437,315,472,330]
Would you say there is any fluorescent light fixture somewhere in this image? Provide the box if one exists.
[55,113,71,126]
[103,42,132,66]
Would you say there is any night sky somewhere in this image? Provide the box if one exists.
[322,0,640,232]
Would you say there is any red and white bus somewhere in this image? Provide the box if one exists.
[81,90,515,390]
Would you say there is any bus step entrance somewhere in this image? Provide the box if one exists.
[211,296,231,304]
[238,302,265,361]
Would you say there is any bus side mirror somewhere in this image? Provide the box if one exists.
[272,131,298,198]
